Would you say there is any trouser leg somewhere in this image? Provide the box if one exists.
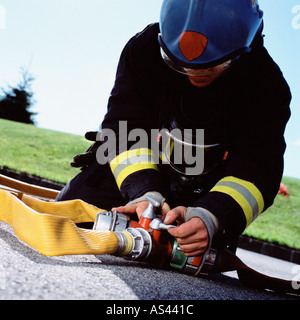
[56,160,126,210]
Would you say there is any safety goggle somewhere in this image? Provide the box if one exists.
[159,129,224,176]
[160,47,232,77]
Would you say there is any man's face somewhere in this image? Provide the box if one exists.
[185,60,232,87]
[187,70,225,88]
[160,47,232,88]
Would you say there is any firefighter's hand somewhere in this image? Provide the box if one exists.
[164,206,209,257]
[112,201,171,219]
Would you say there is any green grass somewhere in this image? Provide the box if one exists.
[243,176,300,250]
[0,118,90,184]
[0,118,300,250]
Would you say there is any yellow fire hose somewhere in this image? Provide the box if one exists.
[0,174,60,200]
[0,174,135,257]
[0,186,124,256]
[0,174,299,296]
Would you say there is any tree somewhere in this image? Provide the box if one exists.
[0,68,37,125]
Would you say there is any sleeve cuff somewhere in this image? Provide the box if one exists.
[126,191,166,207]
[185,207,224,248]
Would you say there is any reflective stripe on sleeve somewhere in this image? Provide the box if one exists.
[210,176,264,227]
[110,148,159,189]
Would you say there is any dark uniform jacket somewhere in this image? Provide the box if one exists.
[100,23,291,243]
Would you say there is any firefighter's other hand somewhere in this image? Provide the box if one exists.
[164,206,209,257]
[112,201,170,219]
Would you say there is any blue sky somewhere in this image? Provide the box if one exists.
[0,0,299,179]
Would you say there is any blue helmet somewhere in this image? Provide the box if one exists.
[158,0,264,70]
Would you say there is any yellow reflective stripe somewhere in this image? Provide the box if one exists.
[165,138,174,158]
[211,176,264,228]
[110,148,159,189]
[110,148,153,172]
[211,185,254,227]
[115,162,159,189]
[160,138,174,164]
[223,176,264,215]
[159,151,167,163]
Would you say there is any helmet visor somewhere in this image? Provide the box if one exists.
[160,128,224,176]
[160,47,232,77]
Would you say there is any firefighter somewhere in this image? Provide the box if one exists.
[57,0,291,256]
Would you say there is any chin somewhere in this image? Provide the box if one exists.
[188,78,214,88]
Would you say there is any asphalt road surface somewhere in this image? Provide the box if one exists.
[0,220,299,301]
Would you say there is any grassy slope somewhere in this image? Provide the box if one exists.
[0,118,90,184]
[244,176,300,250]
[0,119,299,249]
